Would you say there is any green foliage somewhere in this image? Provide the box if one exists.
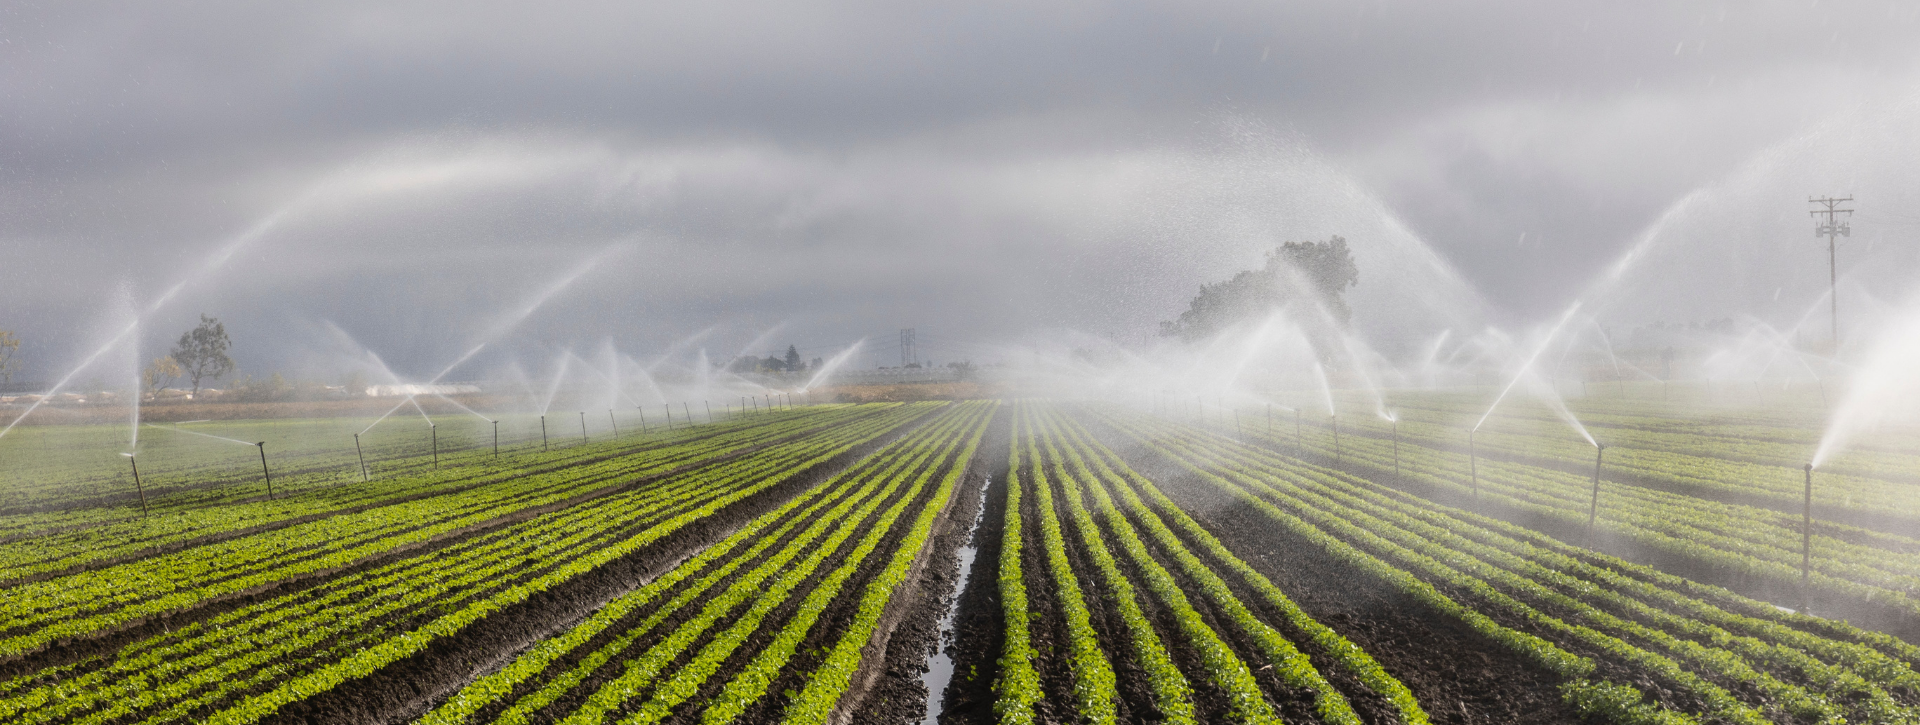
[172,314,235,396]
[1159,236,1359,343]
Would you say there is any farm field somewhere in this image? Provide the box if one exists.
[7,394,1920,723]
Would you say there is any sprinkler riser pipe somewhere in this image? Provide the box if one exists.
[580,411,588,443]
[1588,445,1604,528]
[354,433,369,481]
[431,425,438,468]
[256,443,273,500]
[492,421,498,457]
[129,456,148,515]
[609,410,617,436]
[540,415,548,452]
[1804,463,1814,608]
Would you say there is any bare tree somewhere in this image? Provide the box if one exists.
[143,356,183,395]
[171,315,234,397]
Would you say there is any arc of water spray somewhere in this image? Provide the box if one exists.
[799,339,866,391]
[0,195,315,442]
[1474,302,1589,442]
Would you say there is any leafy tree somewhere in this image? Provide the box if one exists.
[171,314,234,397]
[1159,236,1359,343]
[784,345,802,372]
[142,356,183,394]
[0,330,19,387]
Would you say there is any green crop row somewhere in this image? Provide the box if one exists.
[1265,411,1920,621]
[1037,410,1272,725]
[0,405,914,657]
[0,404,932,723]
[1106,405,1920,724]
[0,405,866,583]
[777,401,993,725]
[991,407,1043,725]
[1022,403,1121,725]
[556,403,986,724]
[417,405,969,725]
[1044,409,1421,725]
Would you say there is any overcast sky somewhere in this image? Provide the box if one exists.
[4,1,1920,382]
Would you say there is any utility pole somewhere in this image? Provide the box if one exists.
[899,328,917,367]
[1810,196,1853,351]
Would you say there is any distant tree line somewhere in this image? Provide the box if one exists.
[728,345,819,374]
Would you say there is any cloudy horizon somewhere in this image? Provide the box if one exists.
[5,1,1920,384]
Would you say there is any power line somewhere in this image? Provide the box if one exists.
[1810,195,1853,349]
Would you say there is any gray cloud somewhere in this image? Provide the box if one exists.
[4,0,1919,381]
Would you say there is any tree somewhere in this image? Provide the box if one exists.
[142,356,183,394]
[0,330,19,387]
[1159,236,1359,343]
[171,314,234,397]
[784,345,802,372]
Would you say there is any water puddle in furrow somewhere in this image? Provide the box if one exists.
[916,474,991,725]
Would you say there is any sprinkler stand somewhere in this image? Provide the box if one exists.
[128,455,148,515]
[609,409,618,436]
[1588,445,1605,529]
[1469,429,1479,499]
[1803,463,1814,611]
[638,406,647,433]
[491,421,499,457]
[664,404,673,431]
[541,415,549,452]
[1331,415,1340,465]
[354,433,369,481]
[705,400,713,423]
[431,424,439,468]
[579,411,588,443]
[1392,419,1400,478]
[684,402,692,425]
[256,442,274,500]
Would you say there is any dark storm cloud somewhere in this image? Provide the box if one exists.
[3,0,1918,380]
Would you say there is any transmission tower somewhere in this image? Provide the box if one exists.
[899,328,917,367]
[1810,196,1853,350]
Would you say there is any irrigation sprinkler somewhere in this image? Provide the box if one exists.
[1803,463,1814,610]
[578,412,588,443]
[705,401,713,423]
[1468,430,1479,499]
[1392,419,1400,478]
[124,453,148,516]
[638,407,648,433]
[1331,415,1340,465]
[431,424,439,468]
[1587,445,1605,529]
[609,410,618,436]
[255,442,274,500]
[664,404,673,431]
[354,433,369,481]
[765,394,772,413]
[684,402,693,425]
[540,415,549,452]
[491,421,499,457]
[741,396,747,416]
